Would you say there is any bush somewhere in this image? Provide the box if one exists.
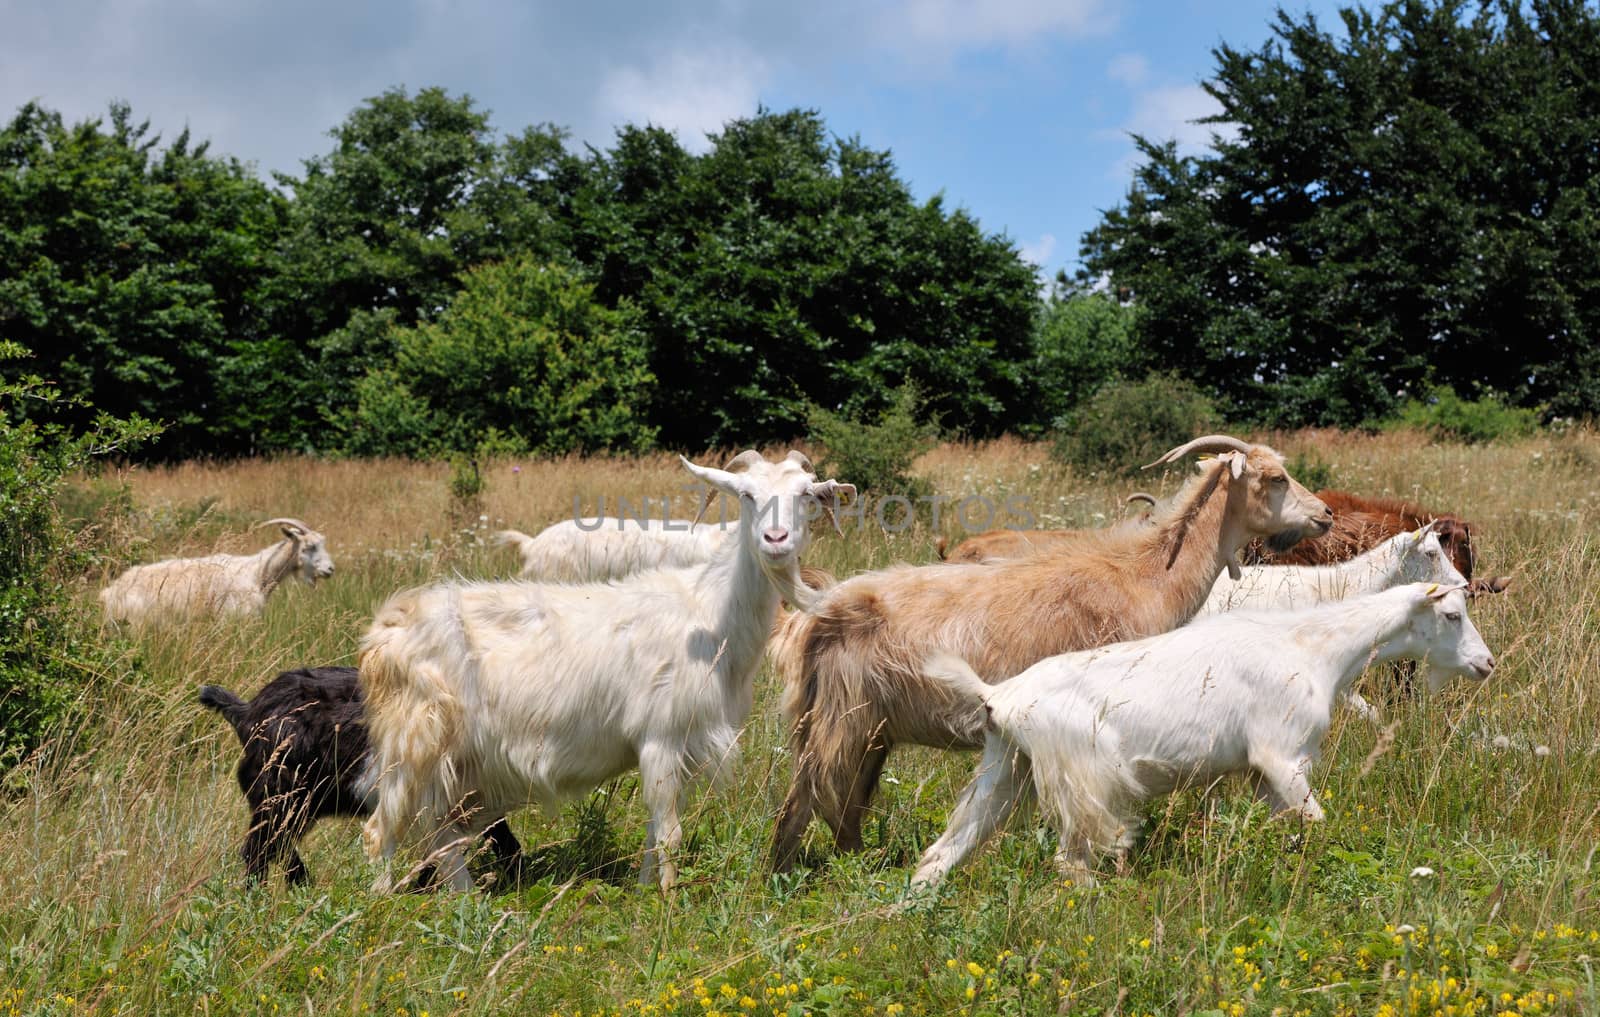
[339,258,657,457]
[807,384,938,499]
[0,343,158,769]
[1052,371,1220,477]
[1386,386,1542,444]
[1030,287,1140,433]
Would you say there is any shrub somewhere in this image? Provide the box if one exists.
[1029,287,1140,433]
[1052,371,1220,477]
[339,258,657,457]
[1387,386,1542,444]
[0,343,158,769]
[807,384,938,499]
[1286,451,1335,492]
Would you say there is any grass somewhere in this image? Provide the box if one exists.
[5,430,1599,1016]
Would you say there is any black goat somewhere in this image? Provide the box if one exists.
[200,666,521,886]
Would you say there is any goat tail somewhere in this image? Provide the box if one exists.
[492,528,534,550]
[358,588,468,866]
[919,651,993,730]
[934,536,949,560]
[198,684,250,744]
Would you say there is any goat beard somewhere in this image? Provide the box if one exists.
[1265,528,1312,553]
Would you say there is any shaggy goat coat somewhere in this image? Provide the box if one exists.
[769,447,1331,871]
[910,584,1496,888]
[101,519,334,625]
[199,666,521,886]
[1248,490,1476,578]
[359,451,850,891]
[495,518,731,582]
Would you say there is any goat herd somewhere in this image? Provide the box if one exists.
[101,436,1511,898]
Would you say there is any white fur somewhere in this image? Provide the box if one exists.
[359,451,852,892]
[99,519,334,626]
[910,583,1496,890]
[495,517,730,582]
[1198,526,1466,722]
[1200,527,1463,615]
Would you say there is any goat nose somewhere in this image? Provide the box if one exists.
[763,527,790,545]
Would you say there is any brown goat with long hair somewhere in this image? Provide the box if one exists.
[769,436,1334,873]
[1245,490,1475,579]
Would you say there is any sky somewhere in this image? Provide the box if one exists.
[0,0,1350,282]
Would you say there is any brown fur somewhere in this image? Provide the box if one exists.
[769,447,1331,872]
[938,502,1156,564]
[1247,490,1476,579]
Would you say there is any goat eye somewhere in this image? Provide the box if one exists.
[1444,611,1462,622]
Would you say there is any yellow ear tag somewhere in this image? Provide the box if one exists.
[1425,583,1438,595]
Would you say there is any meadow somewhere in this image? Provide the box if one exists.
[5,430,1599,1017]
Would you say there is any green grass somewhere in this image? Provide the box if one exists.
[3,432,1598,1016]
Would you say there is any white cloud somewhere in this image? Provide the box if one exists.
[1123,83,1234,151]
[896,0,1120,50]
[1104,82,1236,181]
[597,48,769,154]
[1106,52,1148,86]
[1019,232,1057,267]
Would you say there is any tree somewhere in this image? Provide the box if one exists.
[1030,285,1141,428]
[561,109,1039,447]
[1083,0,1600,425]
[0,102,285,456]
[248,87,573,450]
[340,258,655,457]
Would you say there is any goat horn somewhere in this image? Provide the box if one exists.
[256,518,309,533]
[785,449,815,474]
[1125,492,1157,507]
[1143,434,1255,470]
[724,449,766,473]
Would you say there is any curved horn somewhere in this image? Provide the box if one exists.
[256,518,309,534]
[723,449,766,473]
[785,449,815,474]
[1143,434,1255,470]
[1125,492,1157,507]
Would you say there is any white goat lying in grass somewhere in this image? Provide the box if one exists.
[359,450,852,891]
[495,517,729,582]
[100,518,334,626]
[909,583,1496,890]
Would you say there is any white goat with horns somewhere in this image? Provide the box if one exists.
[909,583,1496,890]
[100,518,334,626]
[358,450,853,892]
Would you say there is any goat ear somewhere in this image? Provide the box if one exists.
[1228,452,1245,479]
[809,480,856,537]
[1425,582,1467,601]
[1467,576,1512,598]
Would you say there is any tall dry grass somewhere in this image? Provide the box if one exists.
[3,432,1597,1016]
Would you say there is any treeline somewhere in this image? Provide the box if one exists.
[0,95,1051,458]
[3,0,1598,460]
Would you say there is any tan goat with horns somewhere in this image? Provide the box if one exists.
[769,435,1333,873]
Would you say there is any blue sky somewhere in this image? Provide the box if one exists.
[2,0,1348,281]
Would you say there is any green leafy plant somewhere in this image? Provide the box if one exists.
[807,383,938,499]
[0,343,159,769]
[1052,371,1220,477]
[339,258,657,458]
[1387,386,1542,444]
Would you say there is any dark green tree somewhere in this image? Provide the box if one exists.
[340,257,655,457]
[0,102,286,456]
[251,87,573,449]
[1083,0,1600,425]
[562,109,1038,447]
[1030,285,1141,428]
